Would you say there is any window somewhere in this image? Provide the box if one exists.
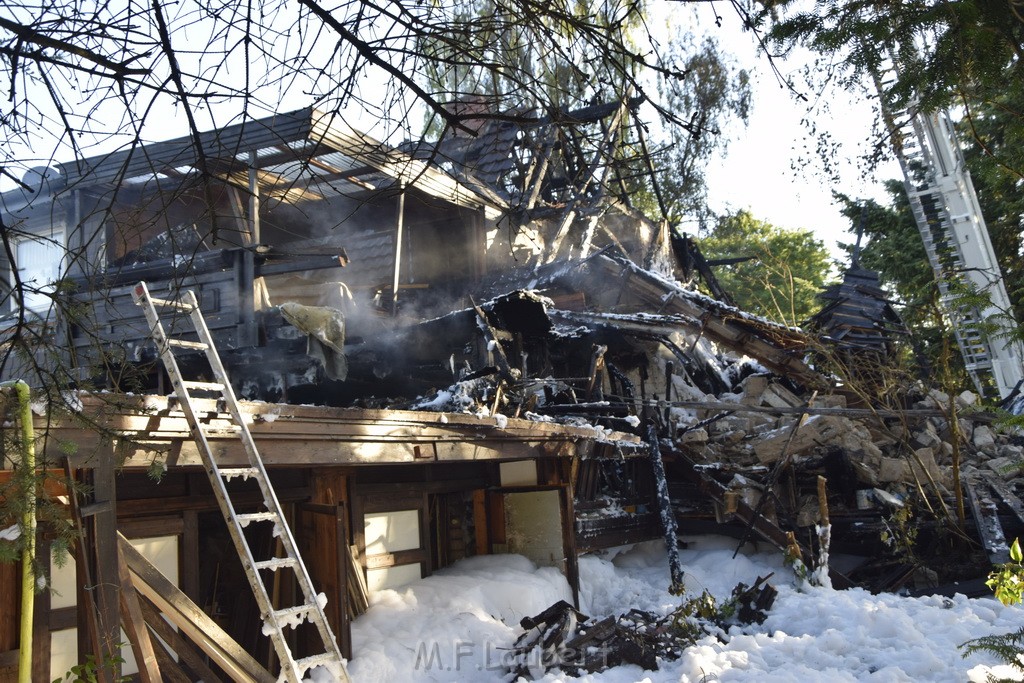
[12,230,65,312]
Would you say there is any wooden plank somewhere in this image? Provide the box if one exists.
[46,394,648,470]
[48,606,78,631]
[138,591,224,683]
[336,502,352,660]
[0,648,17,675]
[117,544,162,683]
[473,490,489,556]
[419,492,432,577]
[119,516,185,539]
[56,393,643,440]
[118,533,274,683]
[559,485,580,608]
[145,628,194,683]
[488,492,506,545]
[114,488,312,516]
[91,458,122,676]
[65,460,111,683]
[71,437,581,470]
[301,471,354,655]
[347,545,369,617]
[355,478,490,498]
[181,510,200,602]
[364,548,428,570]
[84,415,604,443]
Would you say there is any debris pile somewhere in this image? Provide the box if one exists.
[386,256,1024,594]
[675,379,1024,593]
[508,576,777,678]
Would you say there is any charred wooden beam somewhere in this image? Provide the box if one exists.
[580,256,831,392]
[646,423,684,592]
[472,301,514,381]
[587,345,608,400]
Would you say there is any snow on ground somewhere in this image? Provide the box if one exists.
[347,537,1024,682]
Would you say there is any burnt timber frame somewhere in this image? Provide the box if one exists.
[9,391,640,679]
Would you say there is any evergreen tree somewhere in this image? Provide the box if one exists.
[755,0,1024,177]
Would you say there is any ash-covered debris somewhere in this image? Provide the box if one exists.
[675,379,1024,594]
[507,577,777,678]
[353,253,1024,596]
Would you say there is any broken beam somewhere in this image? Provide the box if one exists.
[966,479,1011,565]
[646,423,684,592]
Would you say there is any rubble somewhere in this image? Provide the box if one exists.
[379,255,1024,595]
[507,577,777,678]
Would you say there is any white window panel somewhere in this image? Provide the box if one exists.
[366,562,422,593]
[364,509,420,555]
[13,231,64,312]
[50,629,78,682]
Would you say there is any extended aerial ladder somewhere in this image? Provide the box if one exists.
[872,59,1024,401]
[132,281,350,683]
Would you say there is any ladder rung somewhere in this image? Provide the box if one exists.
[237,512,279,527]
[201,426,243,436]
[182,380,225,392]
[167,339,209,350]
[254,557,298,572]
[149,296,195,311]
[293,653,337,674]
[272,604,314,628]
[219,467,259,480]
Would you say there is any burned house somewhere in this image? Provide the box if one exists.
[1,102,1023,681]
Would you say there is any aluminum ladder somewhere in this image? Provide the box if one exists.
[132,281,350,683]
[872,55,1024,400]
